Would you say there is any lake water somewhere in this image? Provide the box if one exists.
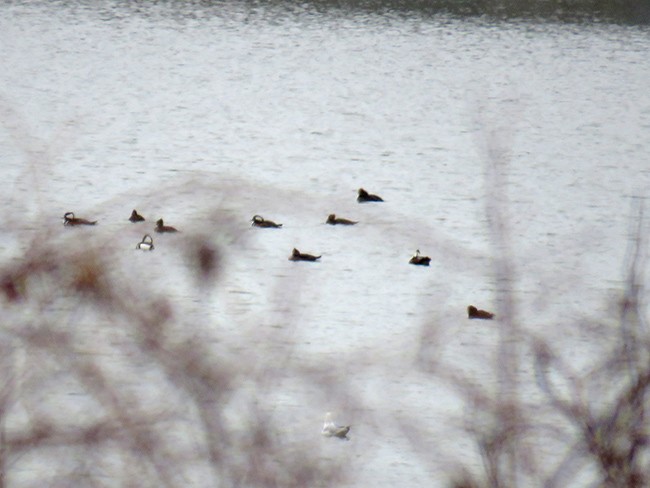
[1,1,650,486]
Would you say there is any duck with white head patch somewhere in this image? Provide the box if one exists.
[136,234,154,251]
[251,215,282,228]
[409,249,431,266]
[63,212,97,226]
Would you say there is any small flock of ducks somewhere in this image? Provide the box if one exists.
[64,187,495,444]
[62,188,495,321]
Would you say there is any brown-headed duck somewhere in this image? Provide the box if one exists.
[357,188,384,203]
[155,218,178,233]
[467,305,494,320]
[326,214,358,225]
[289,248,321,262]
[129,209,145,222]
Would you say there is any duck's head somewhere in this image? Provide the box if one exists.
[156,218,164,227]
[292,248,300,256]
[358,188,368,197]
[63,212,75,220]
[327,214,336,222]
[252,215,264,223]
[468,305,478,315]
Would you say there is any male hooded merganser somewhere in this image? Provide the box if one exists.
[289,248,321,262]
[357,188,383,203]
[136,234,154,251]
[326,214,358,225]
[155,218,178,233]
[409,249,431,266]
[321,412,350,440]
[251,215,282,228]
[467,305,494,320]
[129,209,145,222]
[63,212,97,226]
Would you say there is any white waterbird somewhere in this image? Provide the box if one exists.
[321,412,350,440]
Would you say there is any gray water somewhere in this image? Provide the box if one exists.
[1,1,650,486]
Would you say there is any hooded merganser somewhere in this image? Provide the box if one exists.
[467,305,494,320]
[289,248,321,262]
[409,249,431,266]
[326,214,358,225]
[63,212,97,226]
[136,234,154,251]
[155,218,178,233]
[357,188,383,203]
[129,209,145,222]
[251,215,282,228]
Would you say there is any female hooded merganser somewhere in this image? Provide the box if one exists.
[129,209,145,222]
[289,248,321,262]
[63,212,97,226]
[321,412,350,440]
[155,218,178,233]
[409,249,431,266]
[326,214,358,225]
[251,215,282,228]
[136,234,154,251]
[467,305,494,320]
[357,188,383,203]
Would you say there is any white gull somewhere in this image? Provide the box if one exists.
[321,412,350,440]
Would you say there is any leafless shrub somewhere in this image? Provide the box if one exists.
[0,224,356,487]
[426,105,650,487]
[1,93,647,488]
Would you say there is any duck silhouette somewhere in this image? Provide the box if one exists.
[129,209,145,222]
[467,305,494,320]
[136,234,154,251]
[155,218,178,233]
[289,248,321,262]
[63,212,97,226]
[326,214,358,225]
[251,215,282,228]
[409,249,431,266]
[357,188,383,203]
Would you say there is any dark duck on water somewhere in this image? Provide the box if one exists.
[289,248,321,262]
[63,212,97,226]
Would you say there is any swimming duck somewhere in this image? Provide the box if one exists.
[357,188,383,203]
[63,212,97,226]
[129,209,145,222]
[251,215,282,228]
[326,214,358,225]
[136,234,154,251]
[467,305,494,320]
[409,249,431,266]
[155,218,178,233]
[321,412,350,440]
[289,248,321,262]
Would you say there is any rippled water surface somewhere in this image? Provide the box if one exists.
[1,1,650,486]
